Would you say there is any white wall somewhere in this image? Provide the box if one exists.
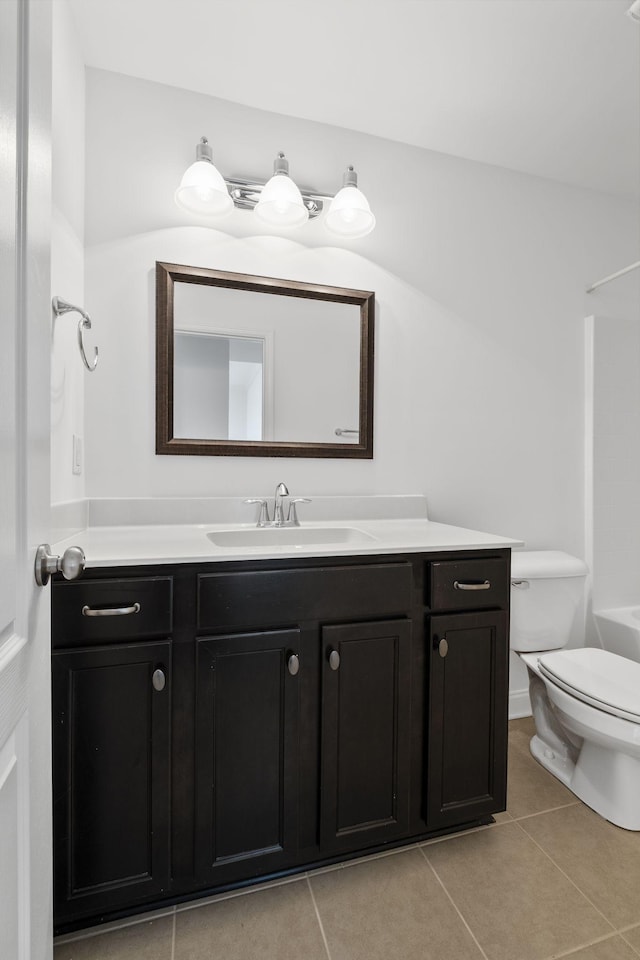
[587,268,640,614]
[83,68,639,564]
[51,0,85,506]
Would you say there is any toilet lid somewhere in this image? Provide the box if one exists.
[538,648,640,724]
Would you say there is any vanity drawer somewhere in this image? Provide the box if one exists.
[52,576,173,648]
[197,563,413,631]
[428,558,509,612]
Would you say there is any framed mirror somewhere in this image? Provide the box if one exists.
[156,262,374,458]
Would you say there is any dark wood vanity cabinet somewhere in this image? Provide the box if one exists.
[52,640,172,925]
[424,558,510,829]
[51,576,173,927]
[319,619,412,852]
[51,549,510,932]
[194,629,301,886]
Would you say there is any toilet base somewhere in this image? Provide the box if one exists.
[530,727,640,831]
[529,733,574,787]
[521,654,640,831]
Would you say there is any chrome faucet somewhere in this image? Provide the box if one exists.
[243,498,270,526]
[272,482,289,526]
[287,497,311,527]
[244,484,311,527]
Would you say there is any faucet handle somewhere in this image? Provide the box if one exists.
[244,498,270,527]
[287,498,311,527]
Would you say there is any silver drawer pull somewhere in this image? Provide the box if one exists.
[152,668,166,692]
[453,580,491,591]
[82,602,141,617]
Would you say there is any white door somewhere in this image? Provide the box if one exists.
[0,1,53,959]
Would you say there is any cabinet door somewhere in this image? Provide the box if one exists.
[52,641,171,926]
[426,611,508,829]
[320,620,412,852]
[195,630,300,885]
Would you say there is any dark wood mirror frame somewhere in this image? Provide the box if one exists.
[156,262,375,458]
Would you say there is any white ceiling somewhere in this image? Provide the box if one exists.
[67,0,640,198]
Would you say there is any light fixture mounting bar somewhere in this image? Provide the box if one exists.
[224,177,332,219]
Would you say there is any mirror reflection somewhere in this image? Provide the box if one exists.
[174,331,265,442]
[156,263,374,459]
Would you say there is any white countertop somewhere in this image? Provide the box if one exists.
[51,518,523,568]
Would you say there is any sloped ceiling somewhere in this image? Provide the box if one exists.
[68,0,640,198]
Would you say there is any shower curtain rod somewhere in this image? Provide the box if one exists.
[586,260,640,293]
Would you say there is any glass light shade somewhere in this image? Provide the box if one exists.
[254,173,309,227]
[325,185,376,239]
[175,159,233,217]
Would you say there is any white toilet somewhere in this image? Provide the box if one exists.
[511,550,640,830]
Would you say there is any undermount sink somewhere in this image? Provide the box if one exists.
[207,526,377,548]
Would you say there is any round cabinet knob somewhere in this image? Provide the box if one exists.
[438,637,449,659]
[328,648,340,671]
[287,653,300,677]
[59,545,86,581]
[152,668,166,692]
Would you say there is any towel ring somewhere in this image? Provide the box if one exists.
[52,296,99,372]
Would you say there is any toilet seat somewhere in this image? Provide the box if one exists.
[538,648,640,724]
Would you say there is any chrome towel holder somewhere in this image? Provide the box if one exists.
[52,296,99,372]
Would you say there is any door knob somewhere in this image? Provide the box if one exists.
[437,637,449,659]
[35,543,85,587]
[152,668,166,692]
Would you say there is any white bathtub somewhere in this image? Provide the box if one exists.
[594,606,640,662]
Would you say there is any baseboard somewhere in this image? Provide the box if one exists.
[509,688,531,720]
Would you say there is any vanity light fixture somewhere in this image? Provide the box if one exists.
[324,166,376,239]
[254,153,309,227]
[175,139,376,237]
[174,137,233,217]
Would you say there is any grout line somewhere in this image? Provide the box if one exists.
[539,930,634,959]
[306,876,332,960]
[509,801,580,822]
[513,820,616,933]
[173,872,305,913]
[171,910,176,960]
[422,801,581,850]
[417,846,489,960]
[421,819,511,846]
[53,906,177,945]
[619,924,640,959]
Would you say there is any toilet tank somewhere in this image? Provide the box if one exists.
[510,551,588,653]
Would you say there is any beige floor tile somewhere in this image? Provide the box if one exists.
[622,924,640,954]
[510,716,536,737]
[53,917,174,960]
[492,809,514,823]
[560,936,640,959]
[506,719,576,819]
[424,821,612,960]
[309,846,484,960]
[173,878,327,960]
[520,804,640,929]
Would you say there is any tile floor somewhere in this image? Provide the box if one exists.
[54,717,640,960]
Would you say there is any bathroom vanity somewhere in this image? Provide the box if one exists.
[49,516,515,932]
